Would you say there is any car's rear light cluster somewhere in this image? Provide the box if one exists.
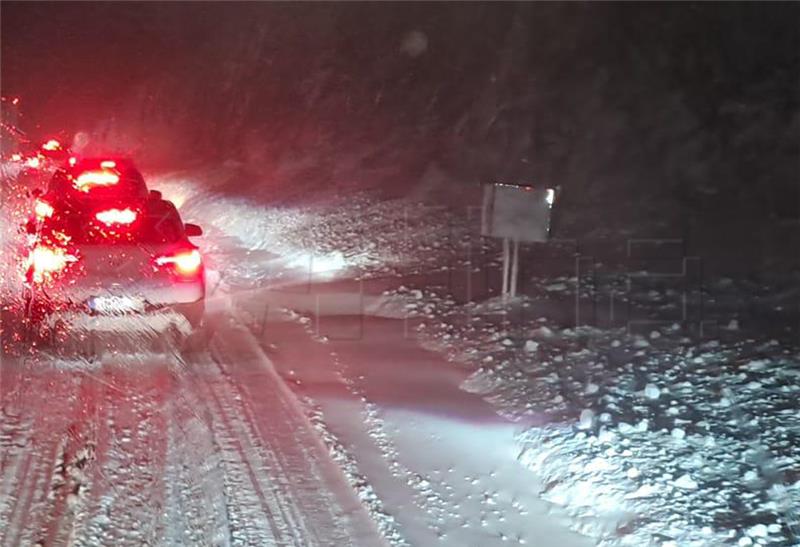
[95,208,137,226]
[27,245,77,284]
[73,169,120,192]
[155,249,202,277]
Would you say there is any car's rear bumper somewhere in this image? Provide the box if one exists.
[31,290,205,331]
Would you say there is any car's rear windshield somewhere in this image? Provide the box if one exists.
[43,208,185,245]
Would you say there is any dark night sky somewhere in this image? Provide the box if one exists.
[3,2,189,132]
[2,2,798,217]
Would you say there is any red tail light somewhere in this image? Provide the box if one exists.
[34,199,54,219]
[27,245,77,283]
[95,208,137,225]
[26,156,41,169]
[156,249,202,276]
[73,169,120,192]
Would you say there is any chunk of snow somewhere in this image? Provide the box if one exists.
[671,428,686,441]
[618,422,634,434]
[644,383,660,399]
[674,474,698,490]
[625,484,658,499]
[545,282,567,292]
[598,429,616,443]
[524,340,539,352]
[578,409,595,430]
[747,524,768,538]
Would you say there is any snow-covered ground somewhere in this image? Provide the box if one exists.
[398,290,800,546]
[154,167,800,546]
[3,163,798,546]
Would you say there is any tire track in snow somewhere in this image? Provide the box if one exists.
[206,321,381,547]
[191,350,296,546]
[0,360,85,546]
[0,319,382,546]
[161,363,233,546]
[33,372,99,547]
[73,363,170,546]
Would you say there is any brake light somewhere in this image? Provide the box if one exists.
[34,199,54,219]
[27,245,77,283]
[26,156,41,169]
[11,153,22,162]
[156,249,202,276]
[74,169,120,192]
[68,156,77,166]
[42,139,62,151]
[95,208,137,225]
[100,160,116,169]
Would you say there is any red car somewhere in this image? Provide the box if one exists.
[5,157,206,353]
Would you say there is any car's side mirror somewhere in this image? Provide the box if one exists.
[149,190,162,200]
[185,223,203,237]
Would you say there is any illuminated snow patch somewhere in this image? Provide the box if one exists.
[286,251,348,275]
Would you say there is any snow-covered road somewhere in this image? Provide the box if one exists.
[0,313,383,546]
